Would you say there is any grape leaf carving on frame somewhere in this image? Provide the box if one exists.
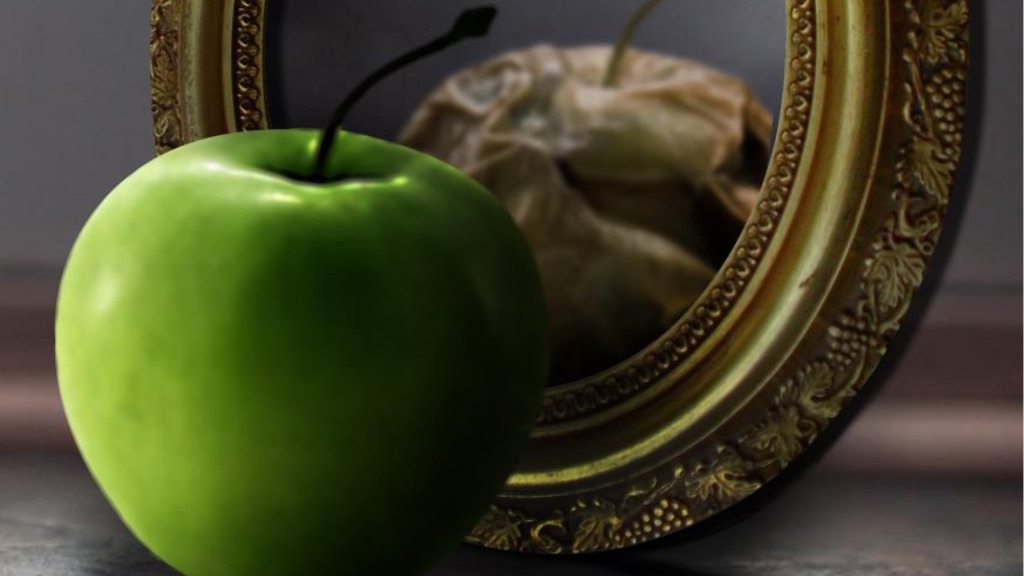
[913,0,969,64]
[570,498,621,553]
[866,242,928,317]
[150,0,183,154]
[685,447,761,504]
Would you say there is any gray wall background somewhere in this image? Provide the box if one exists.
[0,1,1020,298]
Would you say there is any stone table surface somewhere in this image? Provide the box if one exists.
[0,452,1019,576]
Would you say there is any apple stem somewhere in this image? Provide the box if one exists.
[602,0,665,88]
[311,6,499,182]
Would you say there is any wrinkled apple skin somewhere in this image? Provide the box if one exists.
[56,130,549,576]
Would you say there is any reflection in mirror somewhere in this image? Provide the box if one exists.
[266,1,785,385]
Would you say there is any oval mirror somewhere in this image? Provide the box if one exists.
[150,0,970,552]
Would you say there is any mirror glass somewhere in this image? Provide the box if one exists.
[265,1,785,386]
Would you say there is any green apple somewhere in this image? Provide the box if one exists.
[57,127,548,576]
[56,7,548,576]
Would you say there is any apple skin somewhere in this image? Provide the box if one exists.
[55,130,549,576]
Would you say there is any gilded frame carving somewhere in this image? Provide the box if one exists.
[150,0,969,552]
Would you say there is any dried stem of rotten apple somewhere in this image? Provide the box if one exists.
[603,0,666,88]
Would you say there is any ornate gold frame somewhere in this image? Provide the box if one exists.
[150,0,969,553]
